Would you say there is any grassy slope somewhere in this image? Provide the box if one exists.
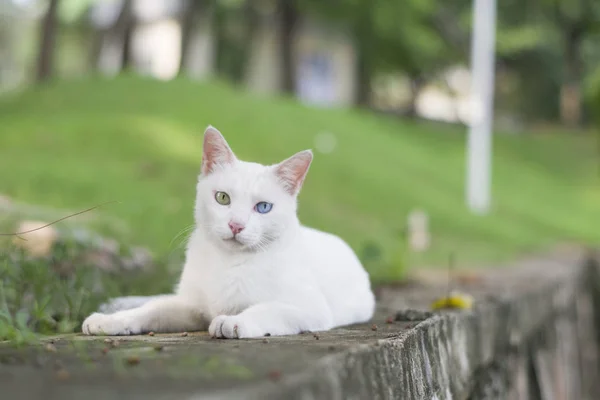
[0,75,599,281]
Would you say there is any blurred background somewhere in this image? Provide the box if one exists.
[0,0,599,340]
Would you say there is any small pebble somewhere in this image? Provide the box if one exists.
[103,338,112,344]
[111,340,120,347]
[385,316,394,324]
[262,338,269,344]
[268,370,282,381]
[101,347,110,355]
[264,333,271,337]
[55,369,70,381]
[45,343,57,353]
[125,356,140,366]
[313,334,320,340]
[181,332,188,337]
[395,309,433,322]
[371,324,378,331]
[148,331,155,336]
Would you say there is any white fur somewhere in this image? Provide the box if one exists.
[82,126,375,338]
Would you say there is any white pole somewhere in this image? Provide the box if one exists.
[466,0,497,214]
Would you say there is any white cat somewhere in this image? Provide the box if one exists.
[82,126,375,338]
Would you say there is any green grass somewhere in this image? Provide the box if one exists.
[0,75,599,284]
[0,246,118,345]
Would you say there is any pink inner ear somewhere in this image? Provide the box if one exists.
[275,150,313,195]
[202,127,236,175]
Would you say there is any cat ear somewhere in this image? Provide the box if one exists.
[274,150,313,195]
[201,125,236,175]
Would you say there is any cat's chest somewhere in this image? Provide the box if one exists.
[202,261,282,316]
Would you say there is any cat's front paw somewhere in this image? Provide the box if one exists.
[81,312,141,336]
[208,315,260,339]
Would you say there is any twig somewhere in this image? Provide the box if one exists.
[0,200,120,240]
[447,252,455,299]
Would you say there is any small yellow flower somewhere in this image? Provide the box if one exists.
[431,291,474,310]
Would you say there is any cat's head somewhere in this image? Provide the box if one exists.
[194,126,312,252]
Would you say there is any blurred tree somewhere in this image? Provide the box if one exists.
[373,0,455,116]
[179,0,209,74]
[240,0,259,78]
[86,0,134,73]
[302,0,452,110]
[117,0,134,70]
[89,15,106,71]
[428,0,587,125]
[213,0,258,83]
[37,0,61,82]
[277,0,299,94]
[488,0,600,126]
[546,0,600,127]
[300,0,375,106]
[477,0,560,122]
[52,0,104,74]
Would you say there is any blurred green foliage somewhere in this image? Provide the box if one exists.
[0,234,176,345]
[0,246,113,345]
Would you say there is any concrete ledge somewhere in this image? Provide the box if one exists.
[2,248,599,399]
[236,249,600,400]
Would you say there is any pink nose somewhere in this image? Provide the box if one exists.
[228,221,245,235]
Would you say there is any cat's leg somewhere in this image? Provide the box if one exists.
[82,295,208,335]
[98,294,171,314]
[208,302,332,339]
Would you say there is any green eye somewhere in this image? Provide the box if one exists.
[215,191,231,205]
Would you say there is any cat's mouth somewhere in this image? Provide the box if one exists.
[223,236,246,247]
[222,236,261,252]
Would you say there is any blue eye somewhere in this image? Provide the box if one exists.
[255,202,273,214]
